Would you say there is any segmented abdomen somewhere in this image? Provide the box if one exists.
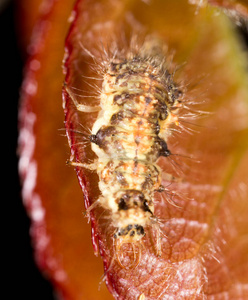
[90,55,181,242]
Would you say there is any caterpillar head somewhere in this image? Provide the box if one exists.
[112,191,153,268]
[114,224,145,241]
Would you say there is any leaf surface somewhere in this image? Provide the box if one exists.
[19,0,111,299]
[63,0,248,299]
[19,0,248,299]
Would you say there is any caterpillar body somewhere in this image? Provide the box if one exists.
[66,37,183,268]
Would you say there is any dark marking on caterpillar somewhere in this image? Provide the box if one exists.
[65,35,189,269]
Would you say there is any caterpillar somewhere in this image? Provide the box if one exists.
[65,35,184,269]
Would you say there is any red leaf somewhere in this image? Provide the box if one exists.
[63,0,248,299]
[19,0,248,299]
[19,0,111,299]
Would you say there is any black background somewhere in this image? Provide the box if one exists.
[1,1,55,299]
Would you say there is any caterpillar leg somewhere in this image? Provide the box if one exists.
[64,84,101,113]
[150,216,167,257]
[84,198,102,222]
[66,159,97,170]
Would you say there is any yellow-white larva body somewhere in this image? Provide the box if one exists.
[88,41,182,255]
[67,38,183,267]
